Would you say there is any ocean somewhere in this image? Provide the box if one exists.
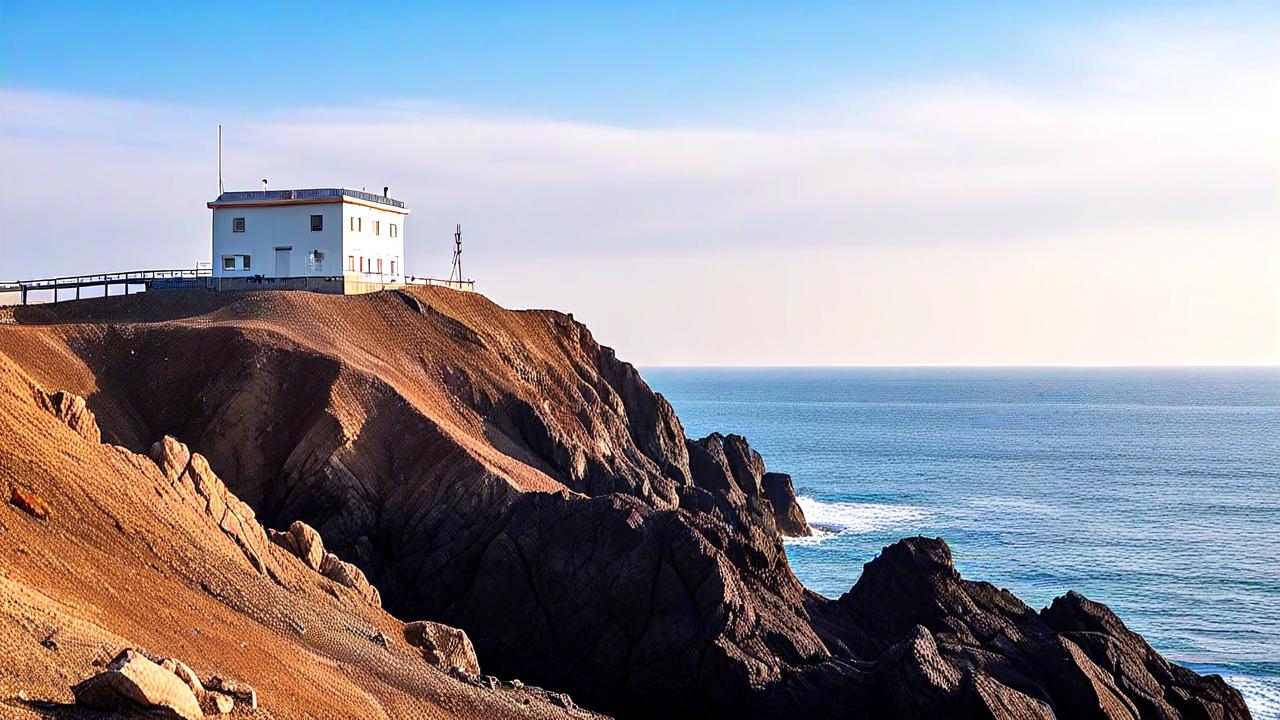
[644,367,1280,719]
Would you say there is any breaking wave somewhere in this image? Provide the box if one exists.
[786,496,932,546]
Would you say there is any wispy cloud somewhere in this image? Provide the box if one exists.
[1,15,1276,364]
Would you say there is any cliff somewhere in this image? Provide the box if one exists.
[0,288,1250,719]
[0,353,593,718]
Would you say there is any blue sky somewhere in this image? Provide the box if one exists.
[3,1,1271,124]
[1,2,1277,365]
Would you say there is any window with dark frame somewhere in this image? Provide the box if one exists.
[311,214,323,231]
[223,256,235,270]
[232,217,245,233]
[243,255,250,270]
[347,255,354,271]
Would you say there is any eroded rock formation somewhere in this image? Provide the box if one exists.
[0,360,595,718]
[0,288,1250,719]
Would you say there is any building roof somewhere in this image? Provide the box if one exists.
[208,188,407,210]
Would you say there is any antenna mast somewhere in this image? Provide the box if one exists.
[449,224,464,283]
[217,125,224,195]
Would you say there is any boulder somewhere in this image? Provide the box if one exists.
[269,520,382,607]
[206,675,257,709]
[71,649,203,720]
[762,472,811,537]
[8,486,50,520]
[33,388,100,443]
[160,657,203,698]
[277,520,326,572]
[404,620,481,676]
[204,690,236,715]
[319,552,382,607]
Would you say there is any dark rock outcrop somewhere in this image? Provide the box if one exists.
[811,537,1252,720]
[763,472,811,537]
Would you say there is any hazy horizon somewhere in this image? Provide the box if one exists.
[2,2,1277,366]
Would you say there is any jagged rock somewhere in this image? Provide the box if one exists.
[71,649,203,720]
[269,520,326,571]
[160,657,203,699]
[206,675,257,709]
[762,472,811,537]
[547,691,575,709]
[269,519,382,606]
[721,433,766,498]
[320,551,382,607]
[149,435,270,574]
[812,537,1251,720]
[404,620,481,676]
[874,625,962,717]
[33,388,100,443]
[202,690,235,715]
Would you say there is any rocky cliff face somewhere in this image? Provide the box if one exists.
[0,289,1250,719]
[0,354,596,718]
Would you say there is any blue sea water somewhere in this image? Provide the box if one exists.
[644,367,1280,719]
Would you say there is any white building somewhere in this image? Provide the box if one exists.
[208,188,408,281]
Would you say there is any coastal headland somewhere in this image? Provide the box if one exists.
[0,288,1251,718]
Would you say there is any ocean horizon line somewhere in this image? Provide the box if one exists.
[639,364,1280,370]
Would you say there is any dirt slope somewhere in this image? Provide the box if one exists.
[0,352,595,719]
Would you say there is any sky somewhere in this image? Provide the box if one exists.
[1,1,1277,365]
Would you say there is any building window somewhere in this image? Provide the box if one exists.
[311,214,323,231]
[243,254,250,270]
[373,220,381,236]
[390,260,396,275]
[347,255,354,271]
[232,217,245,233]
[357,217,362,232]
[377,258,383,274]
[223,256,235,270]
[358,256,363,273]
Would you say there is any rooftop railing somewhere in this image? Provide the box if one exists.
[212,188,405,209]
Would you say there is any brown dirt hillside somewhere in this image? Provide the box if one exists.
[0,352,596,719]
[0,288,1251,719]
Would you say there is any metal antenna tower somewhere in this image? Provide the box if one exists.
[449,224,464,283]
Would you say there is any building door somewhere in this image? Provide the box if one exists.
[275,247,291,277]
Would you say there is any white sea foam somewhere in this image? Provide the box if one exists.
[1228,675,1280,720]
[785,496,932,546]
